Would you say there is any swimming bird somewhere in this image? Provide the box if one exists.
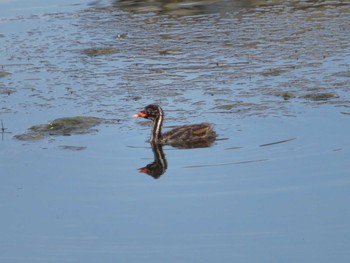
[133,104,216,148]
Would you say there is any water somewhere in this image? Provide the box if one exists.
[1,0,350,262]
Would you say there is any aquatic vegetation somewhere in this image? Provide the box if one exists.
[0,88,15,95]
[0,71,11,78]
[302,92,339,101]
[214,104,238,110]
[82,47,120,56]
[261,68,289,77]
[273,91,296,100]
[14,116,111,141]
[333,70,350,78]
[57,145,87,151]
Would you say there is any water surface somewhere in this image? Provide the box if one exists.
[1,0,350,262]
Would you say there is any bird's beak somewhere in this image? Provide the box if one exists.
[138,167,150,174]
[133,111,147,118]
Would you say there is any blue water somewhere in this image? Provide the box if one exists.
[1,0,350,262]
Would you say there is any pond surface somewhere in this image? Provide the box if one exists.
[1,0,350,262]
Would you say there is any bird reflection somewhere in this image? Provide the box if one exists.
[138,140,216,179]
[138,143,167,179]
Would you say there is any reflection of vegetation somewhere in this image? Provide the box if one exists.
[15,116,112,141]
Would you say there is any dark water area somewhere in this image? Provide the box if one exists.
[1,0,350,262]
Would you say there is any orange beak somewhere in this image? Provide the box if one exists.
[133,111,147,118]
[138,167,150,174]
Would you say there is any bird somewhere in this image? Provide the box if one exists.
[133,104,216,148]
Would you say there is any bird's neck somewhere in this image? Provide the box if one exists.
[151,114,163,142]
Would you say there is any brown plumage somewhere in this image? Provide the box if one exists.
[133,104,216,148]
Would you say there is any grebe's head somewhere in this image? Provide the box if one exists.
[133,104,164,121]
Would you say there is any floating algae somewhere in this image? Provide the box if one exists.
[57,145,87,151]
[302,92,339,101]
[0,71,11,78]
[82,47,120,56]
[15,116,109,141]
[273,91,296,100]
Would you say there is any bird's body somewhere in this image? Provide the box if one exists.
[133,104,216,148]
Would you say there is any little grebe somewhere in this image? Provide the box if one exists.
[133,104,216,148]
